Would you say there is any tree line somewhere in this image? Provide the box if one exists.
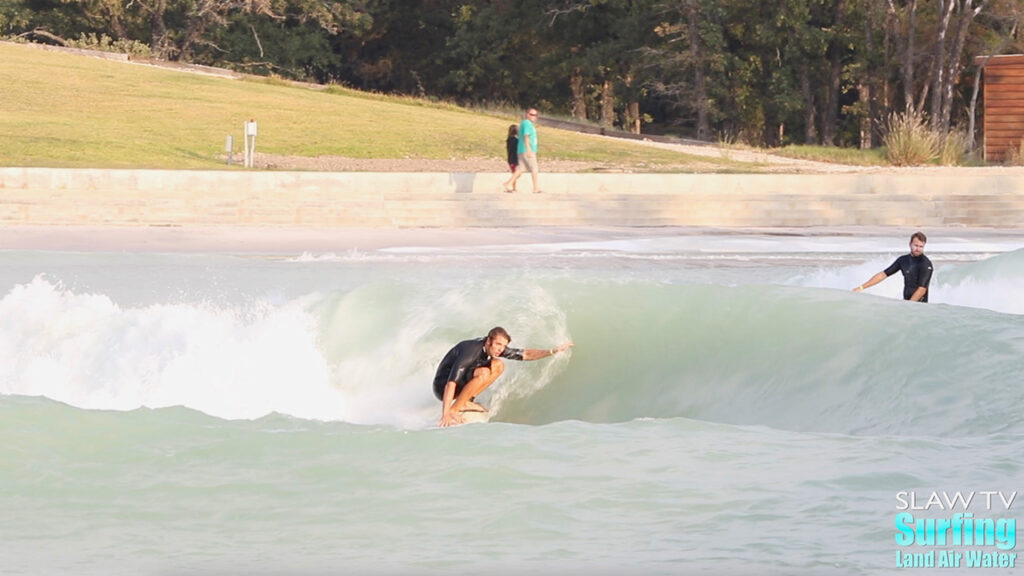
[4,0,1023,148]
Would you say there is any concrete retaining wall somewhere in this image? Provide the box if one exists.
[2,167,1023,228]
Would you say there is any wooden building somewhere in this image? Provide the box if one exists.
[975,54,1024,163]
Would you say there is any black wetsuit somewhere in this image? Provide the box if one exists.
[432,338,524,400]
[884,254,933,302]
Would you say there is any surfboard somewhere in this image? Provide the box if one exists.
[459,410,490,424]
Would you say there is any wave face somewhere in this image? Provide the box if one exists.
[3,233,1024,576]
[3,240,1023,435]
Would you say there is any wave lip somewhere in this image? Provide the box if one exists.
[0,276,344,422]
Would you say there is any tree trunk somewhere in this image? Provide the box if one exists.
[822,0,846,145]
[905,0,917,112]
[627,102,641,134]
[149,0,172,59]
[864,0,880,147]
[686,0,709,140]
[623,72,641,134]
[941,0,988,134]
[802,62,818,144]
[859,83,872,149]
[928,0,956,130]
[19,29,68,45]
[968,61,984,153]
[888,0,918,112]
[570,67,587,120]
[883,4,894,117]
[599,79,615,127]
[88,3,127,39]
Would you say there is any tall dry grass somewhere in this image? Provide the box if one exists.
[1002,139,1024,166]
[883,111,939,166]
[939,130,970,166]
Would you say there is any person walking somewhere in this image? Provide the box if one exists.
[503,108,541,194]
[505,124,519,191]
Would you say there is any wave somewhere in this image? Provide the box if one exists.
[2,258,1022,435]
[790,247,1024,314]
[499,282,1024,437]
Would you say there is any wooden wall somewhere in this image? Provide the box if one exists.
[979,54,1024,163]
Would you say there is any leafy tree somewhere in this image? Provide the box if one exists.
[5,0,1022,150]
[437,1,549,104]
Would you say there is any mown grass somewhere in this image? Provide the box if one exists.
[772,144,890,166]
[0,42,749,171]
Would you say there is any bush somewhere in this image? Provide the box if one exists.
[939,130,970,166]
[883,111,939,166]
[66,34,151,58]
[1003,140,1024,166]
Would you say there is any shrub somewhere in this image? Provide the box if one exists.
[66,34,151,58]
[1003,140,1024,166]
[882,111,939,166]
[939,130,970,166]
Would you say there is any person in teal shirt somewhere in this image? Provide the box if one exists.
[503,108,541,193]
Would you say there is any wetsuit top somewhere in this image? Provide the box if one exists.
[432,337,524,400]
[884,253,933,302]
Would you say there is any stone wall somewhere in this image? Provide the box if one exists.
[2,167,1023,228]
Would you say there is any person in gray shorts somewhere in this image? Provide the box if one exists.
[503,108,541,194]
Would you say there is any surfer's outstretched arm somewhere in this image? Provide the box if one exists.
[853,271,888,292]
[520,341,574,361]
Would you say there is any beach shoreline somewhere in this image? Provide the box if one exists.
[5,223,1024,253]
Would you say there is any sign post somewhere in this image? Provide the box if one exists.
[225,135,234,165]
[243,119,258,168]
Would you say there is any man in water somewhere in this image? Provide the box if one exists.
[853,232,933,302]
[434,326,573,427]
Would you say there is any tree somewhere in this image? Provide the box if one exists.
[966,0,1023,150]
[543,0,656,131]
[936,0,988,135]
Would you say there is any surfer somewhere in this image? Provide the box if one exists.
[434,326,573,427]
[853,232,933,302]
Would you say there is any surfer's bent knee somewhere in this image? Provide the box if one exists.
[490,358,505,375]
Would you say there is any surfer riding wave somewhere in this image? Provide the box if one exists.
[433,326,573,427]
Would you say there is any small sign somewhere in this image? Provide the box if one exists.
[243,119,258,168]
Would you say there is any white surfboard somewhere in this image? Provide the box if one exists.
[459,410,490,424]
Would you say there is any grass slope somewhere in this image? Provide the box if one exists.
[1,42,738,171]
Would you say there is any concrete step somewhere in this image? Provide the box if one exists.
[4,167,1024,229]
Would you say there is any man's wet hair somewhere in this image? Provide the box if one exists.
[487,326,511,343]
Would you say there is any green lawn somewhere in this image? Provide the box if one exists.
[773,144,890,166]
[0,42,770,171]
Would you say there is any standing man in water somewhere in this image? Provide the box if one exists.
[434,326,572,427]
[853,232,933,302]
